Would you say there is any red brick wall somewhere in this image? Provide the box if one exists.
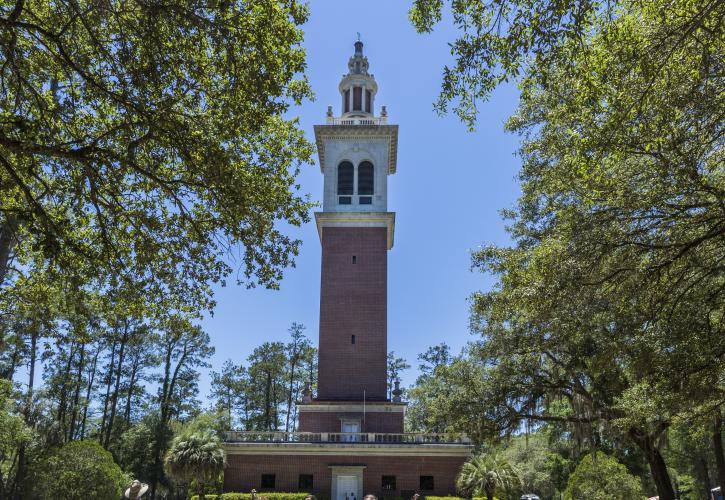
[224,453,466,498]
[317,227,388,401]
[298,411,404,433]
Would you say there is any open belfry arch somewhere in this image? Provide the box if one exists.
[223,40,472,500]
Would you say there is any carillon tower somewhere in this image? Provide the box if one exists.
[223,42,470,500]
[313,39,398,402]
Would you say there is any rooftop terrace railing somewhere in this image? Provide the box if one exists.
[325,116,387,126]
[224,431,471,445]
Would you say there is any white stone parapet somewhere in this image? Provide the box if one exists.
[224,431,472,445]
[326,116,387,126]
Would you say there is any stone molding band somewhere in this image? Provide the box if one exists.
[314,212,396,249]
[224,443,473,457]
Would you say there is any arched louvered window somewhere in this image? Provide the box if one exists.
[337,161,354,195]
[358,161,374,195]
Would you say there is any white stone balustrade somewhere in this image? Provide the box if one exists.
[325,116,388,126]
[223,431,471,444]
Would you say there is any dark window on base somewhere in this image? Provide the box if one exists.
[352,255,357,264]
[299,474,313,490]
[420,476,434,491]
[359,196,372,205]
[351,335,356,345]
[382,476,396,491]
[261,474,275,489]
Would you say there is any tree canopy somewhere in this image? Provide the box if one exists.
[0,3,318,496]
[0,0,315,297]
[411,0,724,499]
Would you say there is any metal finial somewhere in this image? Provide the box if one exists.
[357,32,361,41]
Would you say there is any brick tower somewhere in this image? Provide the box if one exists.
[298,38,401,434]
[313,39,396,403]
[223,41,471,500]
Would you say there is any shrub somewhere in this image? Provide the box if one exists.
[425,497,500,500]
[194,495,494,500]
[564,452,645,500]
[165,429,225,500]
[29,440,125,500]
[456,453,520,500]
[190,492,313,500]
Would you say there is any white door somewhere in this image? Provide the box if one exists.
[341,421,360,442]
[336,476,358,500]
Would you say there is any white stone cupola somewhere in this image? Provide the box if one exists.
[314,40,399,249]
[339,40,378,117]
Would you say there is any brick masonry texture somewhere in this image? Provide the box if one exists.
[317,226,388,401]
[298,411,404,433]
[224,454,466,497]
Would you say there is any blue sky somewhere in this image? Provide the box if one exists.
[199,1,521,397]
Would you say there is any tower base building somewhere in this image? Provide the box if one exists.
[223,41,472,500]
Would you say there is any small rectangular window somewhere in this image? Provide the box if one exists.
[339,196,352,205]
[365,90,372,113]
[359,196,372,205]
[420,476,434,490]
[261,474,275,489]
[382,475,396,491]
[352,255,357,264]
[299,474,313,490]
[351,335,356,344]
[344,89,350,113]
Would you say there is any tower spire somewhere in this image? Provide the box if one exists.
[338,39,377,116]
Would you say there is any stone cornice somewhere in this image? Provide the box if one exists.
[315,212,395,249]
[314,124,399,174]
[224,442,473,457]
[298,402,405,413]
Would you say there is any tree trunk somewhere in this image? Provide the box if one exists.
[151,337,189,499]
[264,372,272,430]
[99,339,117,441]
[0,216,18,287]
[285,347,299,432]
[0,342,20,380]
[648,446,676,500]
[14,328,37,500]
[714,410,725,491]
[80,346,100,439]
[696,455,712,499]
[56,342,76,439]
[150,343,174,500]
[123,354,140,427]
[629,428,675,500]
[68,343,86,441]
[104,321,129,448]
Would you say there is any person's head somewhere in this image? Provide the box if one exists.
[363,495,378,500]
[304,496,316,500]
